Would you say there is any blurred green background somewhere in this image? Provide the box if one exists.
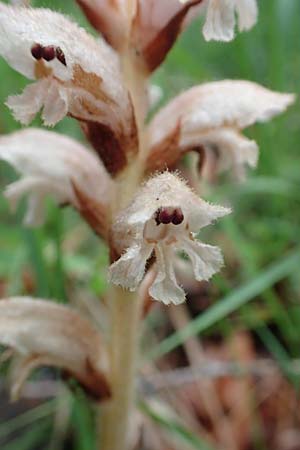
[0,0,300,449]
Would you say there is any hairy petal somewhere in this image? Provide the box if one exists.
[198,128,259,181]
[109,172,229,302]
[108,243,154,290]
[202,0,257,41]
[0,128,112,237]
[0,297,110,399]
[0,4,137,175]
[235,0,258,31]
[203,0,235,42]
[180,238,224,281]
[146,80,295,177]
[113,172,230,251]
[149,245,186,305]
[0,3,120,83]
[6,80,50,125]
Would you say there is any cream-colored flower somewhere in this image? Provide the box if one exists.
[0,4,136,174]
[146,80,295,181]
[0,297,110,400]
[181,0,258,41]
[0,128,111,237]
[109,172,230,305]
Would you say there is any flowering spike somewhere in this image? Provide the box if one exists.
[146,80,295,181]
[109,172,230,305]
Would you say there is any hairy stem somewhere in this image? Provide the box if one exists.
[100,288,142,450]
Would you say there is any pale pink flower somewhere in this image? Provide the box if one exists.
[0,297,110,399]
[109,172,230,305]
[0,128,111,237]
[0,4,137,174]
[146,80,295,181]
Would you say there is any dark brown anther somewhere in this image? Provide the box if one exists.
[31,43,43,60]
[56,47,67,66]
[42,45,56,61]
[155,207,174,225]
[172,208,184,225]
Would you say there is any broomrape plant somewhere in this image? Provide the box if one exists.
[0,1,295,449]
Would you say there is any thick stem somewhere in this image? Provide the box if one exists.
[100,287,142,450]
[99,40,148,450]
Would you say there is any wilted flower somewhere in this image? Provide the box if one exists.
[109,172,230,305]
[0,297,110,399]
[146,80,295,181]
[0,4,137,175]
[0,128,112,237]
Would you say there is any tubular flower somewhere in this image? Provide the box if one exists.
[109,172,230,305]
[0,128,112,238]
[0,297,110,400]
[0,4,137,175]
[146,80,295,181]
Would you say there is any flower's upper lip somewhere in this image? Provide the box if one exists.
[0,3,126,97]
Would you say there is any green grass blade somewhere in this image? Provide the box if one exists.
[147,249,300,360]
[22,228,50,298]
[140,401,215,450]
[1,420,50,450]
[72,391,96,450]
[0,401,55,441]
